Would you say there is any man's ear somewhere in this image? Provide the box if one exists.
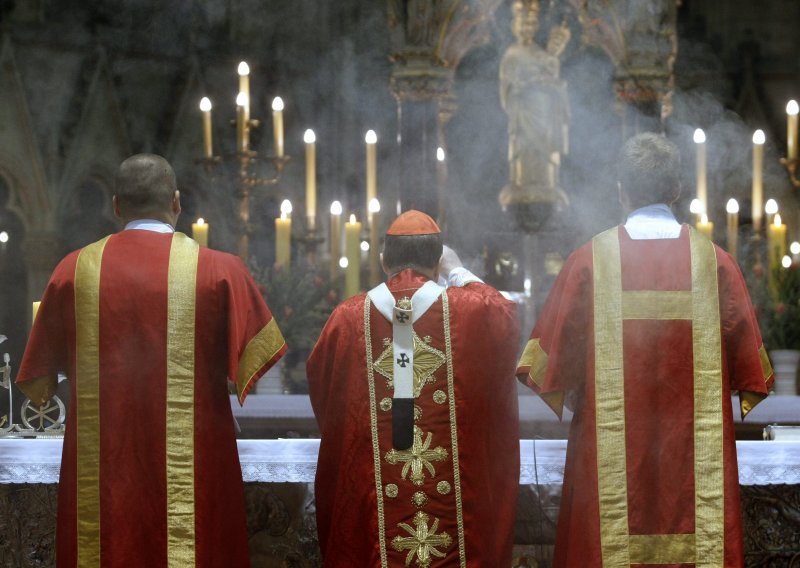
[172,190,182,216]
[112,195,122,220]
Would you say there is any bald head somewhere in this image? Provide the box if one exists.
[113,154,180,225]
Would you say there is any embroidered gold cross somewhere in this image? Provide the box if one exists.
[373,332,446,397]
[385,426,448,486]
[391,511,452,567]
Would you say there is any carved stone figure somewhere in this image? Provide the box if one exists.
[499,0,570,207]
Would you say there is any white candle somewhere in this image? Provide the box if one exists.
[304,129,317,231]
[236,92,249,153]
[368,198,381,286]
[726,198,739,259]
[693,129,707,214]
[365,130,377,216]
[787,100,799,160]
[237,62,250,121]
[330,201,342,281]
[272,97,285,158]
[192,218,209,247]
[689,198,703,224]
[345,214,361,298]
[765,198,779,227]
[275,200,292,267]
[752,129,766,232]
[199,97,213,158]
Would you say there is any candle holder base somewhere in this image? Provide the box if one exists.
[780,157,800,188]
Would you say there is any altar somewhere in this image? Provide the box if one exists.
[1,437,799,567]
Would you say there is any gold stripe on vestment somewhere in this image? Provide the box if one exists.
[235,318,286,404]
[364,297,389,568]
[518,338,548,387]
[628,533,696,564]
[166,233,199,567]
[759,345,773,383]
[591,228,631,566]
[74,236,110,567]
[621,290,692,320]
[689,228,725,567]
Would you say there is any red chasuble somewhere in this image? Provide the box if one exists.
[517,226,773,568]
[307,269,520,567]
[16,231,287,568]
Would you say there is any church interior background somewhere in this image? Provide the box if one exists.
[0,0,799,566]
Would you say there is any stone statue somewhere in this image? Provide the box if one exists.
[499,0,570,208]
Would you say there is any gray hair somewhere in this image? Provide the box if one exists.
[617,133,681,208]
[114,154,177,218]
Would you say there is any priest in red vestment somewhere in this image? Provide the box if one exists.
[517,133,774,567]
[307,211,521,566]
[16,154,287,568]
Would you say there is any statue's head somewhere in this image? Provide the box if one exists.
[512,0,540,45]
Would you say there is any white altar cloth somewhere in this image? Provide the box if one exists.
[2,439,799,486]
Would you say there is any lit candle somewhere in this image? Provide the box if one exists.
[330,201,342,281]
[275,200,292,267]
[365,130,377,215]
[199,97,213,158]
[782,255,792,269]
[787,100,799,160]
[693,128,707,213]
[752,129,766,232]
[304,129,317,231]
[236,92,249,153]
[272,97,285,158]
[726,198,739,260]
[768,213,787,276]
[345,214,361,298]
[697,213,714,240]
[689,198,703,224]
[192,218,209,247]
[368,198,381,286]
[765,198,779,227]
[0,230,8,251]
[791,240,800,262]
[237,61,250,121]
[32,301,41,323]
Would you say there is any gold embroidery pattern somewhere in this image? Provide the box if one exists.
[386,484,399,498]
[759,345,773,383]
[442,293,467,566]
[364,297,389,567]
[74,236,110,567]
[373,331,446,396]
[436,481,451,495]
[380,397,392,412]
[236,318,286,404]
[433,390,446,404]
[412,492,428,508]
[414,405,422,421]
[385,426,448,486]
[518,338,548,387]
[628,533,696,564]
[391,511,452,568]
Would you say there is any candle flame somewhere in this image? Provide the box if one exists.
[360,240,370,252]
[304,129,316,144]
[0,231,8,244]
[349,214,356,224]
[280,199,292,215]
[368,198,380,213]
[726,198,739,214]
[765,198,779,215]
[782,255,792,269]
[701,213,709,224]
[237,61,250,76]
[339,256,349,268]
[199,97,212,112]
[436,147,445,161]
[196,218,205,226]
[689,198,703,215]
[330,201,343,215]
[365,130,377,144]
[693,128,706,144]
[791,241,800,255]
[280,212,288,221]
[272,96,284,111]
[753,129,766,145]
[787,100,799,116]
[774,213,782,227]
[236,92,248,107]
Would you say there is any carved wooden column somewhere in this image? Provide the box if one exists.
[387,0,501,218]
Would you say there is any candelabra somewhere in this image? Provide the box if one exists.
[196,62,290,261]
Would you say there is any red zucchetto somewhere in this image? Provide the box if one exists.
[385,210,441,236]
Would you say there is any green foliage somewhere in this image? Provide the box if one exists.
[749,258,800,350]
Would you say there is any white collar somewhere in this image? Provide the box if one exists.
[624,204,681,240]
[124,219,175,233]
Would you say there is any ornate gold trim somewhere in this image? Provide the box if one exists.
[364,297,389,567]
[689,228,725,566]
[442,293,466,567]
[518,338,548,387]
[372,331,446,396]
[235,318,286,404]
[759,345,773,383]
[628,533,696,564]
[591,228,631,566]
[391,511,452,567]
[16,374,58,407]
[165,233,199,566]
[74,236,110,567]
[385,426,448,486]
[621,290,692,320]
